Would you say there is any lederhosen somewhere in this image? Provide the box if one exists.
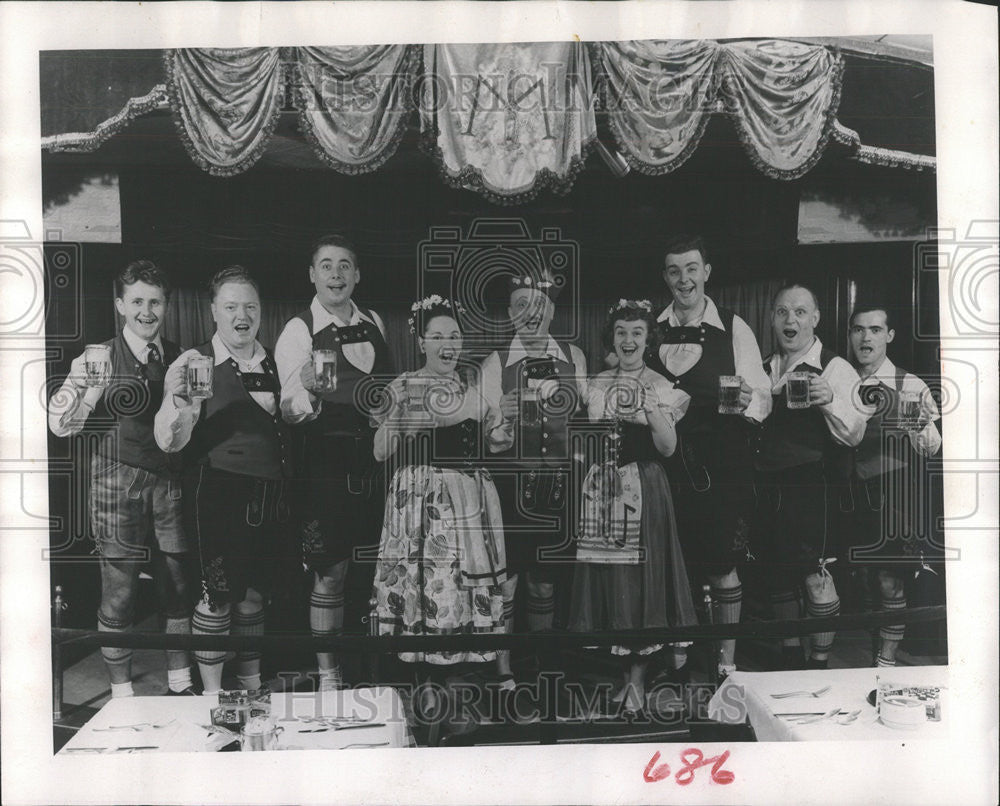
[647,307,755,575]
[751,347,852,588]
[291,306,392,570]
[89,334,185,559]
[842,369,939,575]
[491,342,582,579]
[181,341,293,609]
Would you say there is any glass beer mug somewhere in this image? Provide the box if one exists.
[717,375,743,415]
[312,349,337,393]
[785,371,811,410]
[83,344,111,388]
[187,355,214,399]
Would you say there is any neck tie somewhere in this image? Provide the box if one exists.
[146,343,165,383]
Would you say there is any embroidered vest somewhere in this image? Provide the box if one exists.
[855,368,912,480]
[185,341,292,480]
[497,341,580,468]
[753,346,851,478]
[292,306,392,437]
[91,333,180,475]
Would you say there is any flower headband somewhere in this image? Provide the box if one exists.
[608,299,653,316]
[408,294,467,334]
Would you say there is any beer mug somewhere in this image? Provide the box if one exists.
[239,716,284,751]
[717,375,743,415]
[187,355,214,399]
[785,371,811,409]
[405,376,433,413]
[312,349,337,393]
[83,344,111,388]
[897,390,921,427]
[520,387,540,426]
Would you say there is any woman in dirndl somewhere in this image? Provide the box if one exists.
[569,300,698,715]
[372,296,510,727]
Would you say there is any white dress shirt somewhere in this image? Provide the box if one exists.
[656,296,771,422]
[274,297,387,425]
[48,328,165,438]
[859,357,942,457]
[155,333,272,452]
[765,337,869,448]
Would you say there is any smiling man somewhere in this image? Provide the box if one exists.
[753,283,868,670]
[647,235,771,681]
[274,234,392,691]
[48,260,196,697]
[845,305,941,666]
[155,266,292,694]
[479,269,589,697]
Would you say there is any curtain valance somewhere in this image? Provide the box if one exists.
[599,39,844,179]
[42,42,934,199]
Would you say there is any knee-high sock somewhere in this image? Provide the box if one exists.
[192,607,230,693]
[710,582,742,669]
[164,615,192,673]
[770,590,801,648]
[97,609,133,687]
[806,595,841,661]
[525,590,555,632]
[879,593,906,643]
[495,577,517,680]
[310,590,344,672]
[233,606,265,690]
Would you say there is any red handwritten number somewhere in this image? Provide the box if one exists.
[642,751,671,782]
[674,748,735,786]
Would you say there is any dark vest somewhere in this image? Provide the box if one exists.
[649,305,750,470]
[292,306,392,438]
[754,345,852,476]
[614,421,663,468]
[92,332,180,475]
[184,341,292,480]
[496,341,580,468]
[392,419,483,471]
[854,367,911,480]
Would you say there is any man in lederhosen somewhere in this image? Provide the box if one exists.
[753,283,868,669]
[480,269,588,692]
[48,260,197,697]
[646,235,771,680]
[275,235,392,691]
[846,304,942,667]
[155,266,292,694]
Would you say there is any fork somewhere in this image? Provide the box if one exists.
[793,707,840,725]
[93,720,176,732]
[770,685,831,699]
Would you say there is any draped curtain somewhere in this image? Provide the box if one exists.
[598,39,844,179]
[49,41,928,193]
[420,42,597,203]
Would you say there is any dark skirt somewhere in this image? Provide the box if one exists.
[568,461,697,649]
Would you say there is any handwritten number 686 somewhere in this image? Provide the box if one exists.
[643,748,735,785]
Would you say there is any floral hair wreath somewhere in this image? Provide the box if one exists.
[608,299,653,316]
[407,294,467,334]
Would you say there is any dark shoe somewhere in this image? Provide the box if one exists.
[805,657,829,670]
[167,685,202,696]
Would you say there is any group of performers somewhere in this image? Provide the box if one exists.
[48,233,942,716]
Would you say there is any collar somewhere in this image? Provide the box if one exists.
[310,296,374,333]
[121,327,164,364]
[211,331,267,368]
[504,334,569,368]
[859,356,896,384]
[657,296,725,331]
[770,336,825,378]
